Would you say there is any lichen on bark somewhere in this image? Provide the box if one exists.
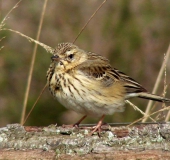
[0,123,170,159]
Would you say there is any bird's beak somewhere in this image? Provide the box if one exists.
[51,55,60,61]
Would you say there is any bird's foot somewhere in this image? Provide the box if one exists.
[88,115,105,136]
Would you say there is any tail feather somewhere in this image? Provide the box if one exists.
[138,92,170,103]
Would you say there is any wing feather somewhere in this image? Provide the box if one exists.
[76,53,147,94]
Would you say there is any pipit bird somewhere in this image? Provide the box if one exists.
[47,43,170,135]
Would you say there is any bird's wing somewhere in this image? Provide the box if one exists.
[77,53,147,95]
[113,68,147,93]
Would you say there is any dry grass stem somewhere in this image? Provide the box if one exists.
[0,1,22,52]
[20,0,49,125]
[23,84,47,125]
[0,37,5,51]
[165,83,170,121]
[125,100,156,122]
[165,103,170,121]
[127,105,170,127]
[2,28,54,54]
[163,53,167,98]
[142,44,170,122]
[0,46,4,51]
[73,0,107,43]
[0,37,5,41]
[155,54,168,121]
[0,0,22,30]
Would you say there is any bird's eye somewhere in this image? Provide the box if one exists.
[68,54,74,60]
[59,61,63,65]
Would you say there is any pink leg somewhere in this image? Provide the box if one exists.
[89,115,105,136]
[62,115,87,128]
[73,115,87,127]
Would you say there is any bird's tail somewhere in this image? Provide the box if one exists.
[137,92,170,103]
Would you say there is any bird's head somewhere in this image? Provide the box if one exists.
[51,43,88,71]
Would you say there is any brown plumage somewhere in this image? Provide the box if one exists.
[46,42,170,135]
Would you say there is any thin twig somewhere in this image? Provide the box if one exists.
[73,0,107,44]
[20,0,48,125]
[155,54,168,121]
[0,0,22,29]
[125,100,156,122]
[165,108,170,122]
[158,53,168,121]
[2,28,54,54]
[0,37,5,51]
[163,54,170,122]
[142,44,170,122]
[0,46,4,51]
[163,53,167,98]
[165,84,170,121]
[0,0,22,51]
[127,105,170,127]
[23,84,47,125]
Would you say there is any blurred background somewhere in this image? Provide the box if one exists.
[0,0,170,127]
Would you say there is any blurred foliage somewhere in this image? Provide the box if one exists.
[0,0,170,127]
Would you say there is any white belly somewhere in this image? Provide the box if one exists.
[53,73,125,117]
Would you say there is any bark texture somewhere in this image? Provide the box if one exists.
[0,123,170,159]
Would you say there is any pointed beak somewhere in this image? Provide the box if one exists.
[51,55,60,61]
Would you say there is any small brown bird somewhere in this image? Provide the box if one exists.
[47,43,170,135]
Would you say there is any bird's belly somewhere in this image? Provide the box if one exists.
[56,86,125,117]
[51,73,125,117]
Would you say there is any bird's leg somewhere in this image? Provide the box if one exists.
[73,115,87,128]
[89,115,105,136]
[62,115,87,128]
